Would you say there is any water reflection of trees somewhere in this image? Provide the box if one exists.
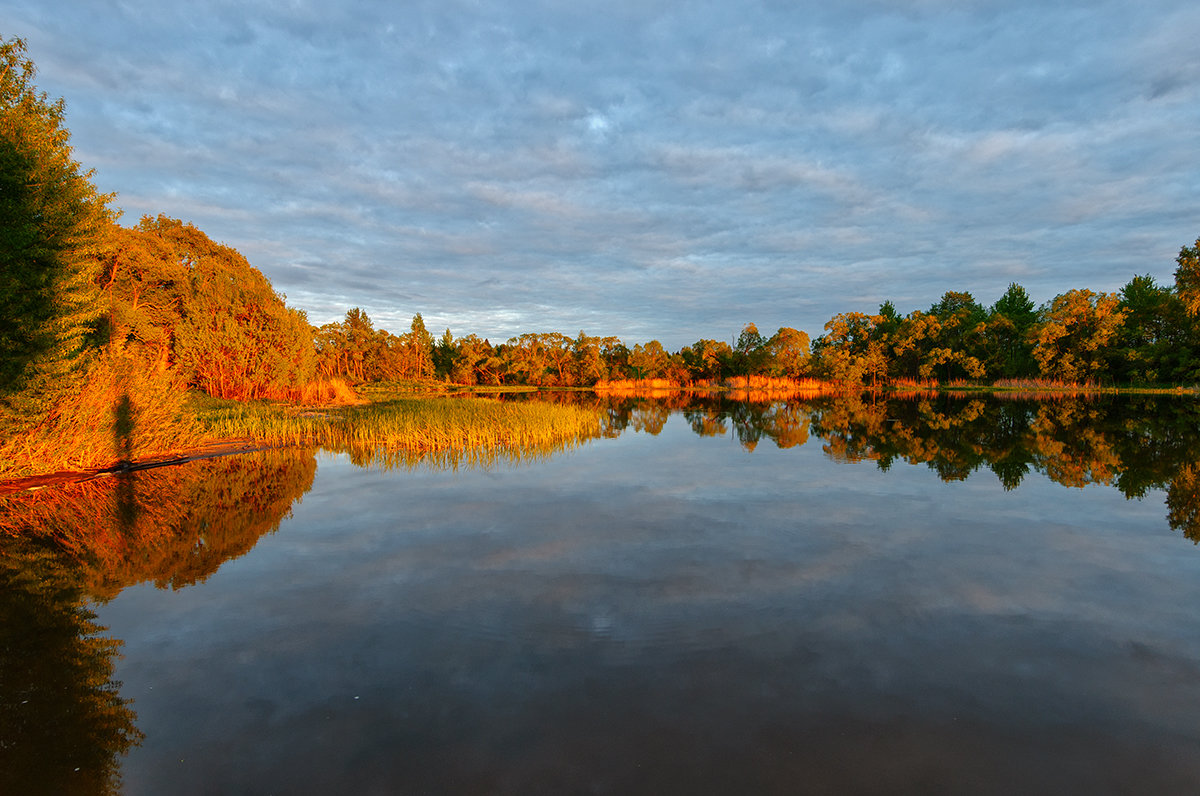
[0,449,318,792]
[0,540,142,795]
[527,390,1200,543]
[521,391,812,449]
[803,394,1200,543]
[0,449,317,599]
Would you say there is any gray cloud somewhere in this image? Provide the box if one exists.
[7,0,1199,347]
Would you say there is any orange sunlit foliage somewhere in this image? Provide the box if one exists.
[105,216,319,400]
[316,309,435,383]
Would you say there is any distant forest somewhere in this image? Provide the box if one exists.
[4,31,1200,459]
[313,255,1200,388]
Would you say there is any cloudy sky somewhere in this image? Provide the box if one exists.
[7,0,1199,347]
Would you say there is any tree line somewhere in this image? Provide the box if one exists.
[311,311,814,388]
[318,251,1200,388]
[4,30,1200,471]
[809,264,1200,387]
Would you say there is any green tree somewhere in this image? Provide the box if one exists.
[433,328,455,379]
[680,338,731,382]
[732,322,769,379]
[1112,274,1176,383]
[986,283,1038,379]
[990,283,1038,329]
[0,36,112,419]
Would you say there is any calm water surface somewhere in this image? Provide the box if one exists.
[3,394,1200,794]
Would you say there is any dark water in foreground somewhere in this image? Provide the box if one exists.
[3,394,1200,794]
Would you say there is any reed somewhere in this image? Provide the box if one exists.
[197,396,602,454]
[0,352,203,479]
[595,376,846,397]
[891,377,939,391]
[288,377,360,405]
[593,378,678,392]
[722,376,846,401]
[990,378,1108,392]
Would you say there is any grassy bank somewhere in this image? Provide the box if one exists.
[194,393,601,455]
[0,382,601,483]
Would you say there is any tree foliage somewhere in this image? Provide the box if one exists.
[115,215,317,399]
[1175,239,1200,317]
[0,36,111,417]
[1030,289,1125,382]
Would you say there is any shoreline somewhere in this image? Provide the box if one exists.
[0,439,272,496]
[3,384,1194,493]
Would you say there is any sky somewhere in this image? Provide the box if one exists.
[6,0,1199,348]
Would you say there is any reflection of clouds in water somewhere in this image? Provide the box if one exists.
[98,421,1200,794]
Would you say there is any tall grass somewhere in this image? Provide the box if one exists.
[722,376,842,399]
[288,377,359,405]
[891,378,939,392]
[596,376,846,397]
[593,378,678,392]
[0,352,203,479]
[197,396,603,456]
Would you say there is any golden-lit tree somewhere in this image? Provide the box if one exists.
[765,327,811,378]
[126,215,316,399]
[1031,289,1125,383]
[1175,239,1200,318]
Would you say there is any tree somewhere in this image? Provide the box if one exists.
[812,312,877,383]
[987,283,1038,379]
[930,291,986,325]
[0,36,112,418]
[433,328,455,379]
[1175,238,1200,317]
[732,323,769,379]
[1031,289,1125,383]
[133,215,316,398]
[409,313,434,379]
[571,332,606,385]
[765,327,811,378]
[628,340,670,380]
[1112,274,1177,383]
[680,338,731,382]
[990,283,1037,329]
[926,290,987,380]
[539,332,575,385]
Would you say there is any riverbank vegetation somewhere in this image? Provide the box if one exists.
[3,34,1198,482]
[194,394,600,457]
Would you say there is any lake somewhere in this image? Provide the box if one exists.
[3,393,1200,794]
